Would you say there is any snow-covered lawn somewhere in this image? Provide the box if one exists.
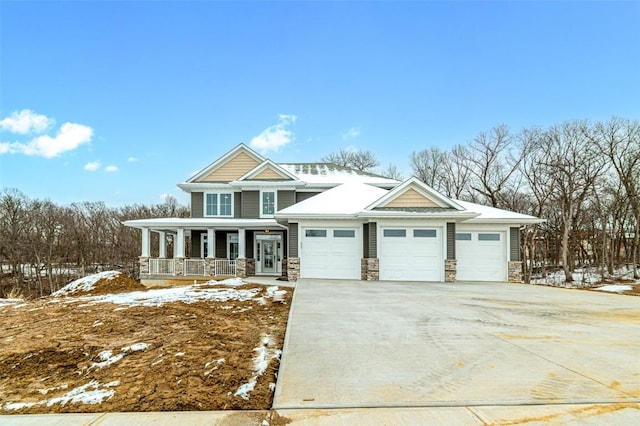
[595,285,633,293]
[1,272,292,414]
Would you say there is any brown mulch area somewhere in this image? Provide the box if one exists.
[0,282,293,414]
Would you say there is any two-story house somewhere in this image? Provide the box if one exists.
[125,144,542,285]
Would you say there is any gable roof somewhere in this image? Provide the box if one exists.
[237,159,299,181]
[366,177,465,211]
[186,144,265,183]
[453,200,544,224]
[277,183,389,218]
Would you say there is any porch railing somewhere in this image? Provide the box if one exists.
[146,258,236,277]
[149,258,175,275]
[215,259,236,277]
[184,259,206,276]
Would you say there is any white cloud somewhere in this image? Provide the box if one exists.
[84,161,101,171]
[105,165,118,173]
[249,114,297,153]
[341,127,361,140]
[0,109,54,134]
[0,119,93,158]
[127,157,138,163]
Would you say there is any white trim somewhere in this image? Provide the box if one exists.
[227,233,239,260]
[237,159,300,181]
[204,192,234,217]
[254,233,283,275]
[186,144,265,183]
[366,177,466,211]
[260,189,277,218]
[124,218,288,230]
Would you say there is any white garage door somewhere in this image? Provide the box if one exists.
[456,232,506,281]
[300,227,360,279]
[379,228,442,281]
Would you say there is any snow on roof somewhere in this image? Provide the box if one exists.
[453,200,543,223]
[277,182,389,217]
[279,163,400,187]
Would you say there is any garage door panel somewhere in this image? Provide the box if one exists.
[457,232,506,281]
[379,227,442,282]
[300,227,360,280]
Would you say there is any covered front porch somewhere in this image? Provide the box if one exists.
[124,218,289,281]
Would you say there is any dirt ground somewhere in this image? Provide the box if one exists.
[0,275,293,414]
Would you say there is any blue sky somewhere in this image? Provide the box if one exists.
[1,1,638,206]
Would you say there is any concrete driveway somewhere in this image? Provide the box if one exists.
[273,280,640,419]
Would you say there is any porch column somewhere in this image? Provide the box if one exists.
[158,231,166,258]
[141,228,150,257]
[207,229,216,258]
[176,228,185,258]
[238,228,246,258]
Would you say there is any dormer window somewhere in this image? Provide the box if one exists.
[205,192,233,217]
[261,190,277,217]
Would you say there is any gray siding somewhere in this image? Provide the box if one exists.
[191,192,203,218]
[363,224,369,258]
[234,192,242,218]
[447,222,456,260]
[296,192,321,203]
[368,222,377,258]
[278,190,295,211]
[192,231,202,258]
[216,231,227,258]
[510,227,521,261]
[289,223,299,257]
[242,191,259,218]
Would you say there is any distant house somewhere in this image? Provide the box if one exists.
[124,144,542,285]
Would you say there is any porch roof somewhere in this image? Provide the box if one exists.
[123,218,287,231]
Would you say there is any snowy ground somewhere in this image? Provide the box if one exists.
[530,267,639,296]
[0,272,293,414]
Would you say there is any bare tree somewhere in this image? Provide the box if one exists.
[463,125,527,208]
[592,117,640,278]
[538,121,607,283]
[322,148,379,172]
[379,164,404,181]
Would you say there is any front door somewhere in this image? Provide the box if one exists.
[261,240,276,273]
[255,234,282,275]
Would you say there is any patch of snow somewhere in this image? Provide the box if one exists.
[204,358,225,376]
[265,286,286,302]
[3,402,37,411]
[269,382,276,392]
[46,380,118,406]
[0,298,22,306]
[122,343,149,352]
[91,351,125,369]
[3,381,118,411]
[92,320,104,327]
[52,271,121,297]
[175,352,185,357]
[77,284,269,307]
[39,384,68,395]
[595,285,633,293]
[234,335,282,400]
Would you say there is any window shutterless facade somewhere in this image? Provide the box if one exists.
[260,190,277,217]
[205,192,233,217]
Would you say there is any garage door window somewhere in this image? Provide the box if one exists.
[456,233,472,241]
[305,230,327,237]
[334,230,355,238]
[478,233,500,241]
[414,229,436,238]
[383,229,406,237]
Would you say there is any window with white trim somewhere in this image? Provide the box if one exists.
[205,192,233,217]
[260,190,277,217]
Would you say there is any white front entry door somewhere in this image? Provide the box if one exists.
[255,234,282,275]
